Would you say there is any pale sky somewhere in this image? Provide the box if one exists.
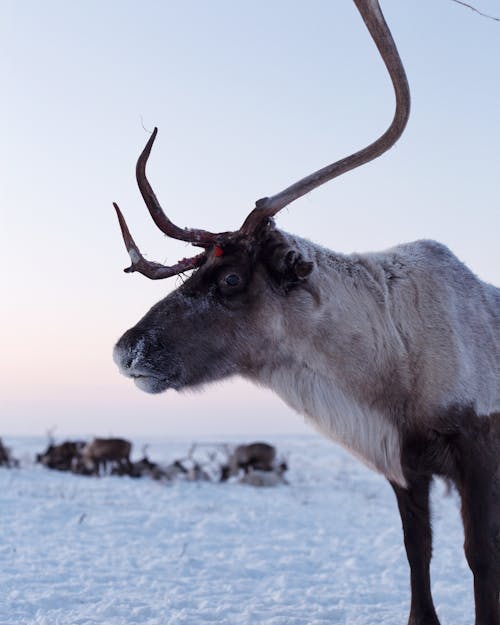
[1,0,499,439]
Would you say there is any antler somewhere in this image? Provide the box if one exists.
[240,0,410,234]
[114,0,410,279]
[136,128,228,248]
[113,202,205,279]
[113,127,228,279]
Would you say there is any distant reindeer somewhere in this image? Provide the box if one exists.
[220,442,276,481]
[112,1,499,623]
[81,438,132,475]
[0,438,18,468]
[37,440,85,471]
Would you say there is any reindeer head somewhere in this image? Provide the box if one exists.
[113,216,318,393]
[113,0,410,394]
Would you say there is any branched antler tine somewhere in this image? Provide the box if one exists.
[113,202,204,280]
[113,202,144,270]
[136,127,221,247]
[241,0,410,234]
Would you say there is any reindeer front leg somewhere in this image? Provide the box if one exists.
[391,476,440,625]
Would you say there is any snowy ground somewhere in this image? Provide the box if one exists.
[0,435,474,625]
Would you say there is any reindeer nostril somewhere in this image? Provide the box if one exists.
[113,344,133,371]
[114,329,150,370]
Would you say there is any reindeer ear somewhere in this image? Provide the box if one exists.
[284,250,314,280]
[263,235,315,291]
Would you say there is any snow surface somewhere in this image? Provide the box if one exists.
[0,435,474,625]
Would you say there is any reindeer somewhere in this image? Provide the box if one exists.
[36,440,85,471]
[0,438,18,468]
[111,1,499,623]
[81,438,132,475]
[220,442,276,481]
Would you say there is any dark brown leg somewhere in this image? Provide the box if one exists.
[453,429,499,625]
[391,476,441,625]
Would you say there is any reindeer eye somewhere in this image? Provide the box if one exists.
[225,274,240,287]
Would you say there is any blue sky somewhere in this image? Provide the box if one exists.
[1,0,499,438]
